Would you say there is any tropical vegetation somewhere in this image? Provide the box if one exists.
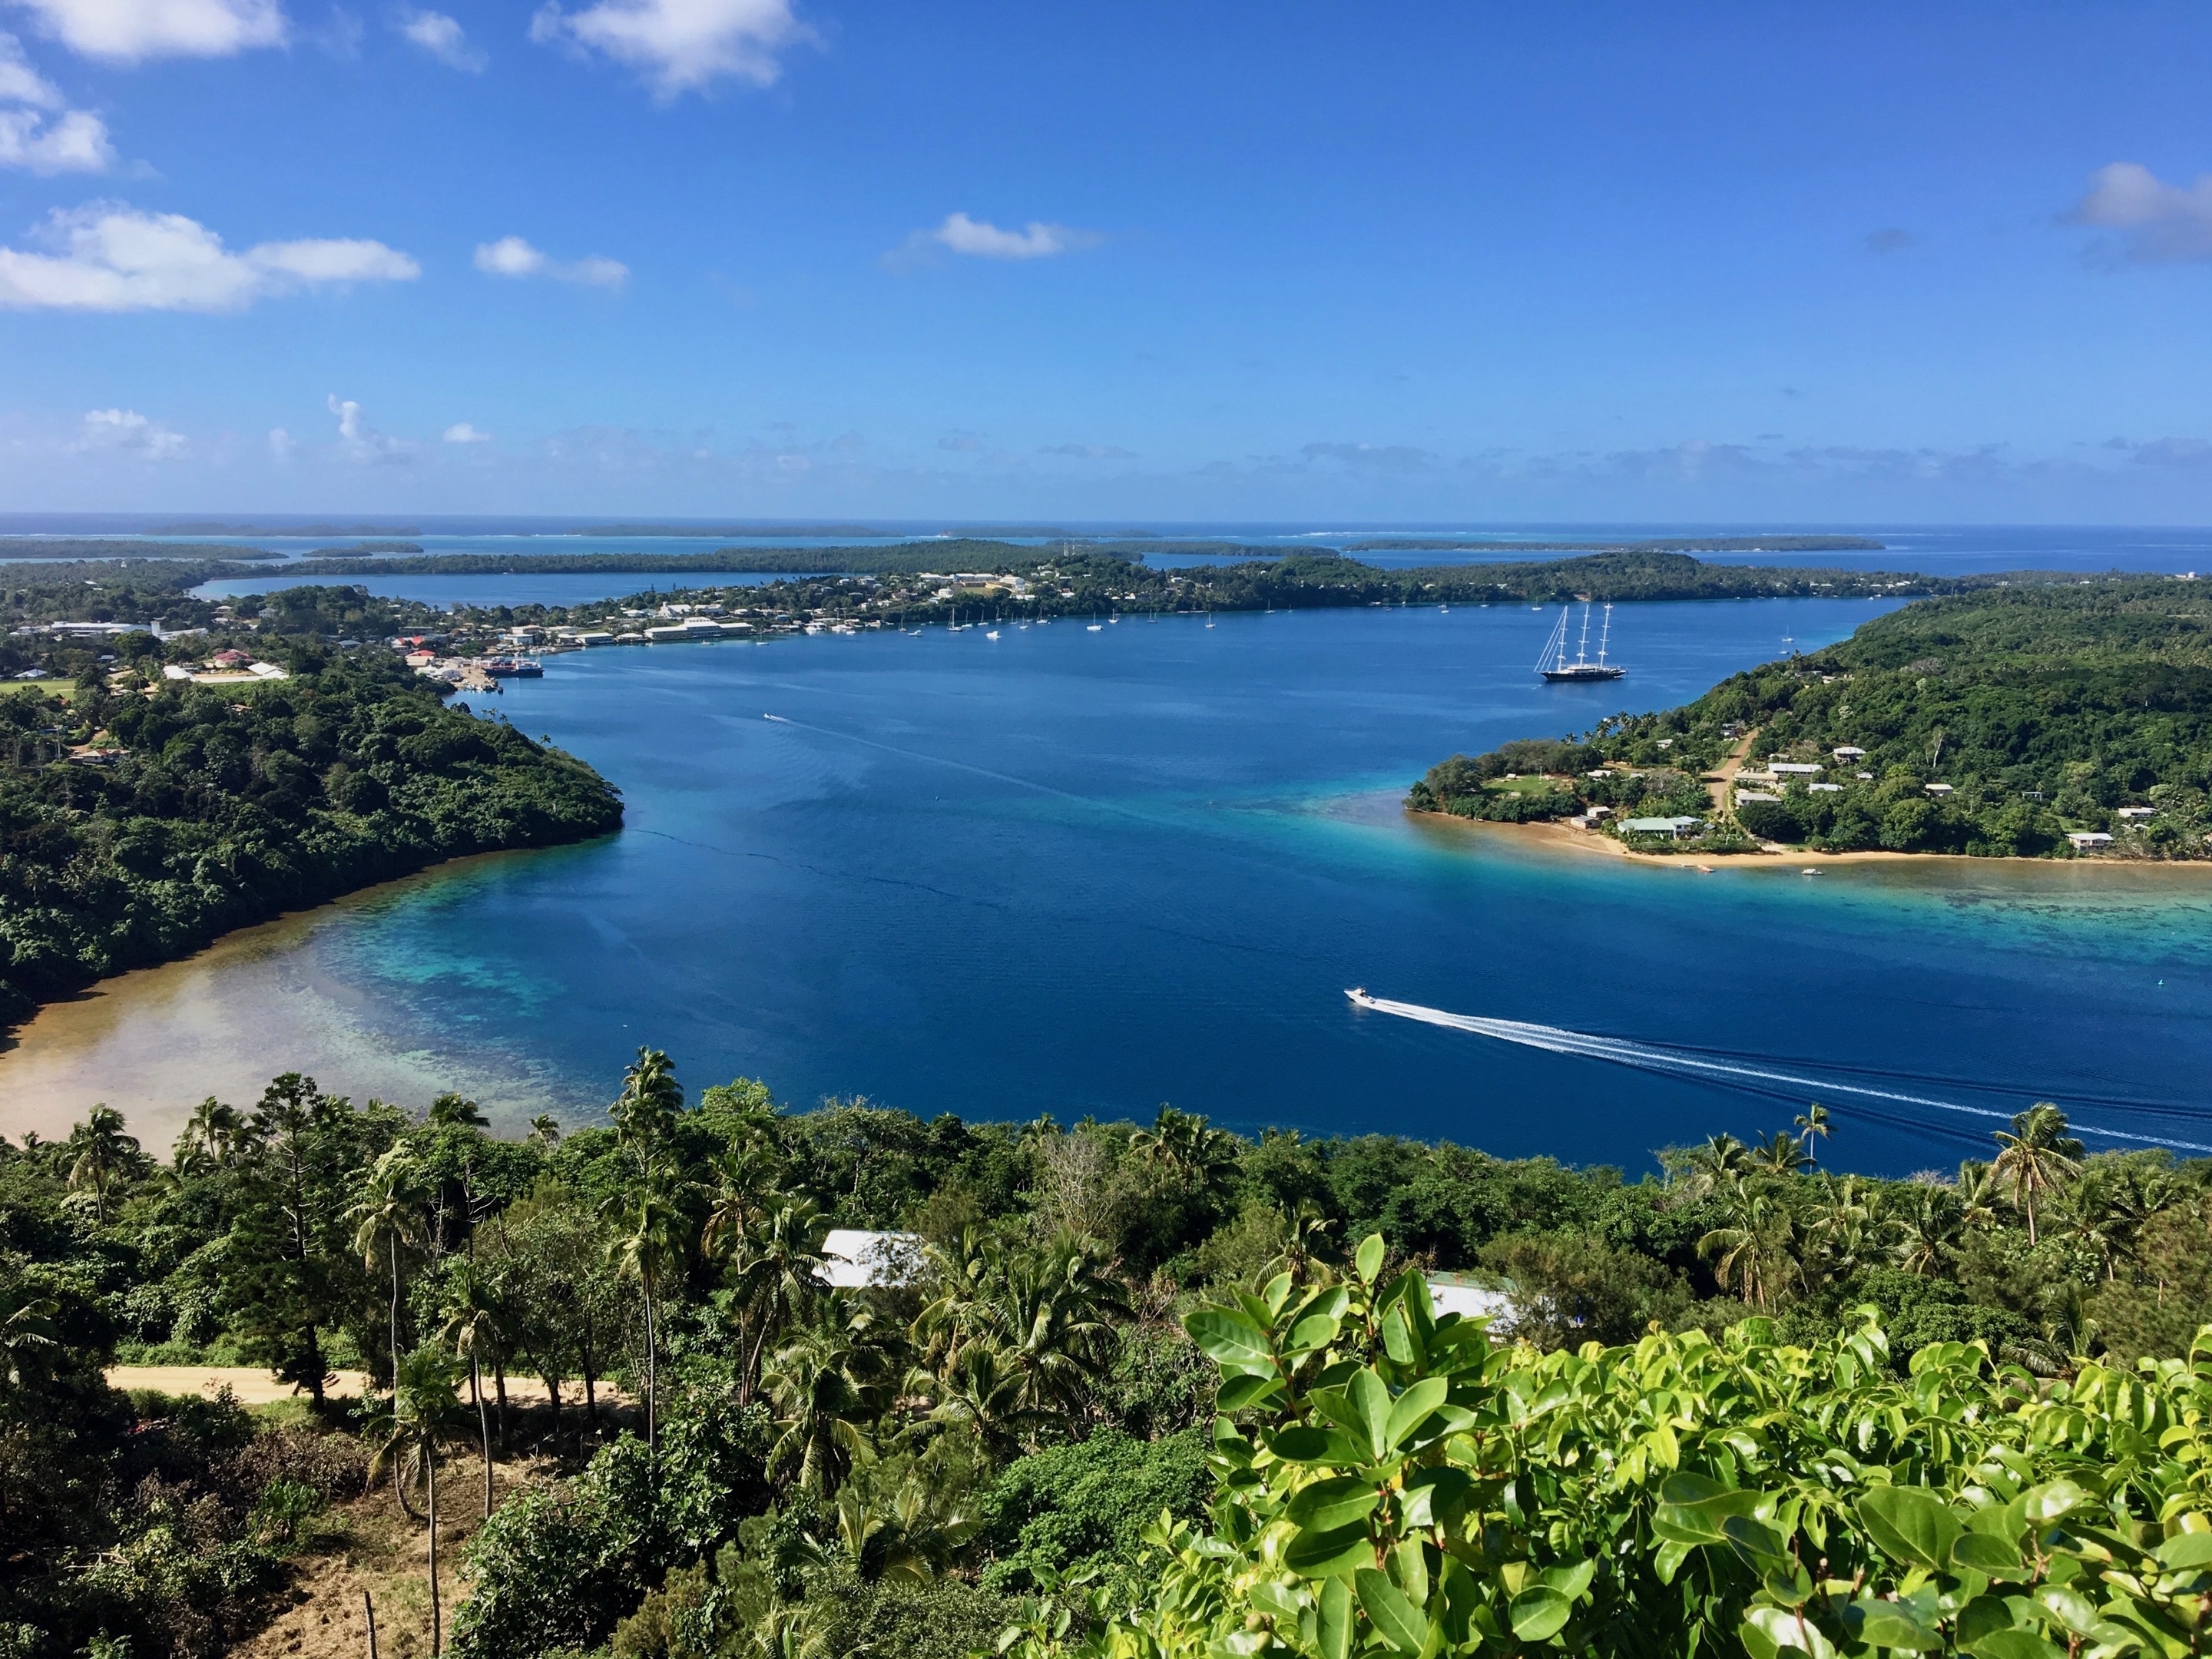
[5,1051,2210,1659]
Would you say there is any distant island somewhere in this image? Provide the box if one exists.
[1346,534,1886,554]
[1410,576,2212,859]
[147,521,423,536]
[0,538,286,561]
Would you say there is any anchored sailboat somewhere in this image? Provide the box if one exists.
[1537,601,1626,683]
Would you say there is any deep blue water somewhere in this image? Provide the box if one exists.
[79,593,2206,1177]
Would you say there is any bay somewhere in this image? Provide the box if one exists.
[8,592,2212,1176]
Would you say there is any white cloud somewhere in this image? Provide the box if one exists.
[442,420,491,442]
[0,204,419,311]
[883,211,1098,271]
[328,393,415,463]
[0,101,108,170]
[2072,161,2212,263]
[74,406,187,459]
[473,234,628,287]
[528,0,807,96]
[1038,442,1133,459]
[0,32,110,171]
[267,426,296,459]
[11,0,285,61]
[396,8,482,69]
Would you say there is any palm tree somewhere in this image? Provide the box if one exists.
[1697,1184,1803,1309]
[993,1232,1128,1423]
[1956,1160,2005,1231]
[907,1337,1038,1462]
[764,1305,892,1490]
[427,1094,488,1129]
[1806,1174,1889,1283]
[0,1283,60,1394]
[525,1114,561,1153]
[366,1347,473,1658]
[65,1105,141,1225]
[1793,1103,1833,1167]
[724,1195,828,1401]
[1131,1106,1240,1195]
[1750,1130,1810,1180]
[174,1098,245,1174]
[700,1137,782,1263]
[1890,1181,1965,1277]
[1990,1104,2084,1245]
[611,1048,684,1174]
[437,1261,505,1517]
[604,1170,687,1459]
[350,1145,430,1394]
[1674,1133,1753,1199]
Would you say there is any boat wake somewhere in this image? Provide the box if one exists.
[1344,990,2210,1152]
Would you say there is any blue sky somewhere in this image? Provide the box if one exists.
[2,1,2210,522]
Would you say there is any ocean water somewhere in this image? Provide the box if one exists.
[9,594,2212,1177]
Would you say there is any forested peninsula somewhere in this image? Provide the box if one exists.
[1413,576,2212,858]
[7,1060,2209,1659]
[0,583,622,1027]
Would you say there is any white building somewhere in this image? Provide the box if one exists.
[818,1229,924,1290]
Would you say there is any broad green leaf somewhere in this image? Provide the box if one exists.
[1722,1514,1794,1572]
[1653,1475,1767,1545]
[1955,1595,2017,1647]
[2032,1586,2100,1638]
[1539,1558,1595,1601]
[1952,1532,2028,1577]
[1289,1312,1343,1353]
[1354,1567,1430,1655]
[2154,1531,2212,1570]
[1967,1630,2065,1659]
[1389,1538,1429,1607]
[1401,1465,1471,1529]
[1742,1604,1837,1659]
[1858,1487,1965,1571]
[2021,1482,2088,1524]
[1347,1368,1393,1462]
[1315,1578,1353,1659]
[1654,1539,1692,1585]
[1185,1309,1274,1370]
[1380,1304,1417,1366]
[1385,1376,1448,1453]
[1215,1374,1283,1412]
[1846,1598,1944,1652]
[1271,1426,1367,1465]
[1509,1586,1573,1644]
[1286,1521,1375,1579]
[1287,1476,1382,1533]
[1356,1232,1386,1286]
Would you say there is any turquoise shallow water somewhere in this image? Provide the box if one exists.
[52,593,2187,1176]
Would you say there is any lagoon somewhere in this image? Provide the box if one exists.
[8,597,2212,1174]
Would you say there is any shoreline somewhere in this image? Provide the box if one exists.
[1408,808,2212,872]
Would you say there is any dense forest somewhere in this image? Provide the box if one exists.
[7,1063,2207,1659]
[1411,577,2212,857]
[0,611,622,1025]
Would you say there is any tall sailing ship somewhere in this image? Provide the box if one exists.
[1537,601,1626,683]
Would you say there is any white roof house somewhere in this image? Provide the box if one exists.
[818,1229,924,1290]
[1426,1277,1515,1327]
[1832,746,1866,759]
[1770,762,1823,775]
[1623,816,1704,838]
[2068,832,2114,849]
[2117,806,2156,820]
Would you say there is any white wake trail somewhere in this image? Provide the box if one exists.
[1352,994,2210,1153]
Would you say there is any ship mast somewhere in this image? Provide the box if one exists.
[1575,603,1592,667]
[1597,603,1613,667]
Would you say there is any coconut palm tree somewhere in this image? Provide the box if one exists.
[366,1347,473,1657]
[1806,1174,1889,1283]
[426,1094,488,1129]
[604,1169,687,1459]
[1674,1133,1753,1199]
[173,1098,246,1174]
[65,1105,141,1226]
[349,1145,430,1394]
[1131,1106,1240,1196]
[992,1232,1128,1422]
[1990,1104,2084,1245]
[764,1304,892,1491]
[1793,1103,1833,1167]
[0,1283,60,1395]
[907,1337,1039,1462]
[1889,1181,1965,1277]
[611,1048,684,1174]
[1697,1184,1803,1309]
[1750,1130,1811,1180]
[724,1194,829,1402]
[437,1261,505,1517]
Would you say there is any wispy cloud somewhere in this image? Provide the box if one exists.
[12,0,286,61]
[0,204,417,310]
[883,211,1100,271]
[395,8,482,68]
[442,421,492,443]
[1038,442,1133,459]
[73,406,187,459]
[2071,161,2212,263]
[0,31,110,172]
[329,394,416,463]
[1301,441,1437,473]
[473,234,628,287]
[529,0,810,98]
